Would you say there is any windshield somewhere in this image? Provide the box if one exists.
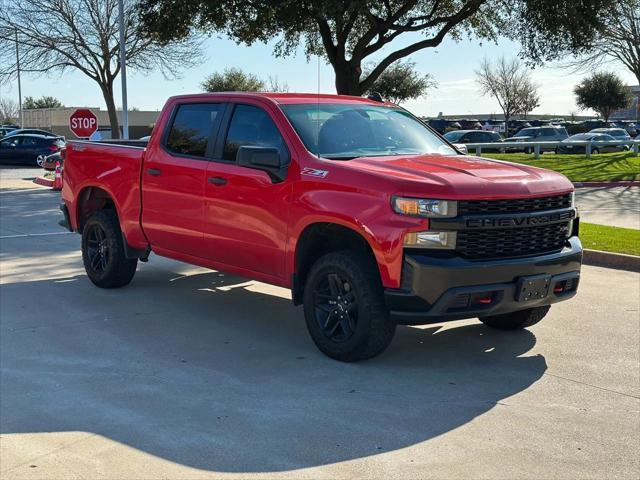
[514,128,535,137]
[443,131,465,142]
[280,103,456,159]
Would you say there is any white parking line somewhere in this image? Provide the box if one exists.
[0,232,73,239]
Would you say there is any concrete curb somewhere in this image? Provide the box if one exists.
[33,176,53,188]
[574,181,640,188]
[583,249,640,272]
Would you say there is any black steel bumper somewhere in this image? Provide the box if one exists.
[385,236,582,324]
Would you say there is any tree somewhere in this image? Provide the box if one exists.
[139,0,611,96]
[515,79,541,119]
[574,72,631,122]
[0,0,201,138]
[0,97,18,124]
[476,57,538,128]
[201,68,265,92]
[23,96,63,109]
[562,0,640,84]
[364,60,435,104]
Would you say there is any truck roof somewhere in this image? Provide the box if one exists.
[167,92,394,106]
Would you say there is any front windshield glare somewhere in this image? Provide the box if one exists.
[280,103,456,159]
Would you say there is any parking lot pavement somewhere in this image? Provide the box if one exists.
[1,189,639,480]
[575,187,640,229]
[0,166,44,190]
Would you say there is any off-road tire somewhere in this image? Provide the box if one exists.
[82,210,137,288]
[303,251,396,362]
[479,305,550,330]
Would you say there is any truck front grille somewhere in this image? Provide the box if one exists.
[456,222,571,259]
[457,193,572,215]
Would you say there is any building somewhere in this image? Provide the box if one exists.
[22,107,159,139]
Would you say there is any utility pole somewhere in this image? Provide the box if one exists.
[14,28,22,128]
[118,0,129,139]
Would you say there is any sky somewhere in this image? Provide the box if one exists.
[0,31,636,118]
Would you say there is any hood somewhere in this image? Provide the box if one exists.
[344,154,573,198]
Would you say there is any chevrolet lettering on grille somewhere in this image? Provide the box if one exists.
[465,210,575,229]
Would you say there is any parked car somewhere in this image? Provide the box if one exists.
[37,150,65,171]
[0,126,18,138]
[60,92,582,362]
[443,130,503,152]
[0,134,65,165]
[505,126,569,153]
[4,128,62,139]
[589,128,631,141]
[556,133,629,154]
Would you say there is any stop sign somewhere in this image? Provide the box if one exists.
[69,109,98,138]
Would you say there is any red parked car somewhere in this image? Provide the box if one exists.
[60,93,582,361]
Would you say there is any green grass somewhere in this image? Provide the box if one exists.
[476,151,640,182]
[579,223,640,256]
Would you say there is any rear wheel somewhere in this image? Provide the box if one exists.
[592,148,600,155]
[303,251,396,362]
[82,210,137,288]
[479,305,550,330]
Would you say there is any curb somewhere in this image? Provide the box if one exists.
[583,249,640,272]
[33,176,54,188]
[574,181,640,188]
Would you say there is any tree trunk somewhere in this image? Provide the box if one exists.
[100,82,120,139]
[333,61,364,96]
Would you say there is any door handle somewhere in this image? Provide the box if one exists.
[208,176,227,186]
[147,168,161,176]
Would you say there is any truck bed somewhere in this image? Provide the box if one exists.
[62,140,147,249]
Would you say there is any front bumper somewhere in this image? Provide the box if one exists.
[385,236,582,324]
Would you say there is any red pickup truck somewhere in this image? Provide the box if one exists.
[61,93,582,361]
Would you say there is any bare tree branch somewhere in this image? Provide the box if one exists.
[0,0,203,137]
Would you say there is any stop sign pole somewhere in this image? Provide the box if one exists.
[69,109,99,138]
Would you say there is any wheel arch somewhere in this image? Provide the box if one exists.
[75,185,119,233]
[292,222,380,305]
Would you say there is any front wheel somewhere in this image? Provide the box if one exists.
[82,210,137,288]
[591,148,600,155]
[479,305,550,330]
[302,251,396,362]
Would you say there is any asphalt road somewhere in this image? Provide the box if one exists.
[0,181,639,479]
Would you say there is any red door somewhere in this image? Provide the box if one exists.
[203,103,293,279]
[142,102,224,256]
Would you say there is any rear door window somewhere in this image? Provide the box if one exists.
[166,103,223,158]
[223,104,287,161]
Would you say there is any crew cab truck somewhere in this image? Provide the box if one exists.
[60,93,582,362]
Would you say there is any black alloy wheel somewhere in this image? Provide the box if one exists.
[86,223,110,273]
[313,272,358,342]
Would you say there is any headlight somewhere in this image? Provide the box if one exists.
[392,197,457,218]
[404,231,457,249]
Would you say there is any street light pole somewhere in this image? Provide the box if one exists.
[14,28,22,128]
[118,0,129,139]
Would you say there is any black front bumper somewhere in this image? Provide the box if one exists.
[385,237,582,324]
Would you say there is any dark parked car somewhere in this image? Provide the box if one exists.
[0,126,18,138]
[444,130,503,152]
[505,126,569,153]
[0,134,65,166]
[556,133,629,155]
[4,128,62,139]
[589,128,631,141]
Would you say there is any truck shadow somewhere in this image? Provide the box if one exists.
[1,264,547,473]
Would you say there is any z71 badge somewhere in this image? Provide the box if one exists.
[301,167,329,178]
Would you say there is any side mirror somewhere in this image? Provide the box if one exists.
[237,146,289,183]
